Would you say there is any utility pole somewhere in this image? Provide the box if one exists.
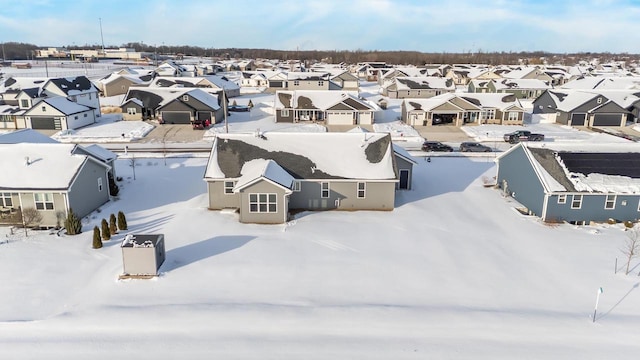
[99,18,105,58]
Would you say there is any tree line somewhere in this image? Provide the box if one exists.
[2,41,639,66]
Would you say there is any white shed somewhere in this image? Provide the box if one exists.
[121,234,166,276]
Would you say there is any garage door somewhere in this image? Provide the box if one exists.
[592,114,622,126]
[31,117,59,130]
[327,111,353,125]
[570,113,586,126]
[161,111,191,124]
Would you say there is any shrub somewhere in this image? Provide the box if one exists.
[108,173,119,197]
[624,220,635,229]
[92,226,103,249]
[101,219,111,240]
[64,208,83,235]
[248,99,254,108]
[117,211,128,230]
[109,213,118,235]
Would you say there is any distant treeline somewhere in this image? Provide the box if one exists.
[2,41,639,66]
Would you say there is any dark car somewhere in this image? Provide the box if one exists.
[459,142,492,152]
[422,141,453,152]
[228,105,250,112]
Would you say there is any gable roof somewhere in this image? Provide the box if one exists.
[457,93,523,110]
[46,76,98,96]
[24,96,92,116]
[0,129,58,144]
[491,78,551,90]
[500,142,640,194]
[0,143,108,190]
[274,90,373,111]
[233,159,294,192]
[204,132,397,181]
[394,77,454,91]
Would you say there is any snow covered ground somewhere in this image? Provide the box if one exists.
[51,113,155,143]
[0,157,639,358]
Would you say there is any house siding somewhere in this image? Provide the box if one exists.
[207,181,241,209]
[546,194,640,223]
[68,159,110,219]
[395,157,413,190]
[18,191,67,228]
[276,109,294,123]
[238,180,289,224]
[496,146,546,217]
[532,91,557,114]
[103,77,135,97]
[289,181,395,211]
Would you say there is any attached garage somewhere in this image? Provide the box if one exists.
[326,111,354,125]
[570,113,586,126]
[161,111,191,124]
[592,113,623,127]
[30,117,60,130]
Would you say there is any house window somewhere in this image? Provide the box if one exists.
[482,109,496,120]
[0,193,14,207]
[74,115,78,120]
[249,193,277,213]
[293,80,300,86]
[127,108,137,115]
[34,193,54,210]
[292,181,301,192]
[321,182,330,198]
[281,109,289,117]
[508,112,519,121]
[357,182,366,198]
[98,178,103,192]
[224,181,234,194]
[571,194,583,209]
[182,95,189,101]
[41,106,46,112]
[84,113,87,118]
[557,194,566,204]
[318,81,324,86]
[605,194,616,209]
[20,99,29,108]
[597,97,602,104]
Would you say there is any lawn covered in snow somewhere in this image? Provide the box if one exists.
[0,156,639,359]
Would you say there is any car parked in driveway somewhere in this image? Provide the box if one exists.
[422,141,453,152]
[459,142,492,152]
[228,105,250,112]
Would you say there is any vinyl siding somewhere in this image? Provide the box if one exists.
[207,181,241,209]
[238,180,289,224]
[68,159,110,219]
[289,180,395,211]
[496,146,546,217]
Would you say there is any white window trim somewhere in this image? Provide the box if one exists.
[292,180,301,192]
[605,194,616,210]
[281,109,289,117]
[557,194,566,204]
[127,107,137,115]
[34,193,54,211]
[182,95,189,101]
[357,182,366,199]
[508,111,519,121]
[571,194,583,209]
[321,182,330,198]
[0,192,14,207]
[248,193,277,213]
[224,181,234,194]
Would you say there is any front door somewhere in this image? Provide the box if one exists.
[398,169,410,190]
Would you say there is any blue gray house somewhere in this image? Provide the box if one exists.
[496,142,640,224]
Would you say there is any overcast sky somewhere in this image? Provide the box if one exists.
[1,0,638,53]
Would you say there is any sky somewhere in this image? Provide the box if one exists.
[1,0,639,53]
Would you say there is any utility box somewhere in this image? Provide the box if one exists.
[121,234,166,277]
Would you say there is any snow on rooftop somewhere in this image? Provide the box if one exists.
[38,96,91,115]
[205,132,396,180]
[0,128,58,144]
[0,143,90,189]
[234,159,294,191]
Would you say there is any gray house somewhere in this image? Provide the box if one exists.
[0,143,111,228]
[121,234,166,276]
[532,90,630,126]
[203,132,413,224]
[496,142,640,224]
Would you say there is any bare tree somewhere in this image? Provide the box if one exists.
[622,227,640,275]
[21,207,43,237]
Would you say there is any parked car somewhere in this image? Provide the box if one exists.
[228,105,250,112]
[503,130,544,144]
[460,142,492,152]
[422,141,453,152]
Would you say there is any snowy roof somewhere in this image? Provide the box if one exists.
[121,98,143,107]
[561,76,640,90]
[0,129,58,144]
[394,77,454,91]
[233,159,294,192]
[185,88,221,111]
[126,87,220,110]
[552,91,599,112]
[0,143,106,190]
[82,144,117,163]
[286,72,330,81]
[26,96,92,115]
[457,93,523,110]
[204,132,397,181]
[501,67,539,79]
[121,234,162,248]
[47,76,98,96]
[98,73,145,86]
[274,90,373,111]
[491,78,551,90]
[513,142,640,194]
[0,104,26,116]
